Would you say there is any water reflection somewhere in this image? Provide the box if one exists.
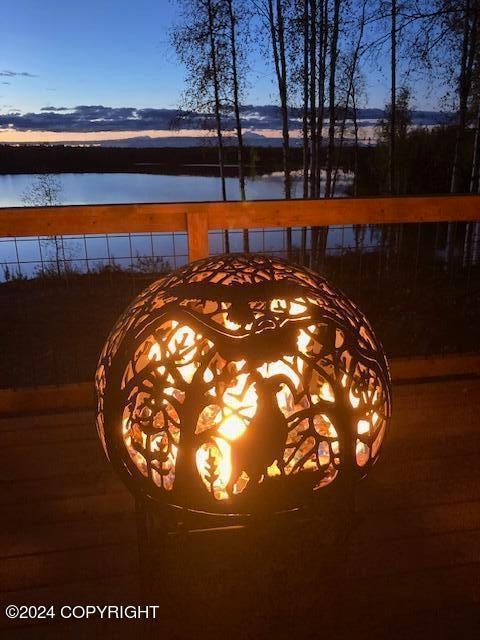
[0,171,353,206]
[0,171,364,281]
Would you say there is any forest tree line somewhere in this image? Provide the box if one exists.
[171,0,480,198]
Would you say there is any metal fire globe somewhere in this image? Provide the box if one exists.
[95,254,392,516]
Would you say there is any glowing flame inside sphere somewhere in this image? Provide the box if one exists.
[95,255,392,514]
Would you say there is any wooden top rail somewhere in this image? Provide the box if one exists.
[0,194,479,261]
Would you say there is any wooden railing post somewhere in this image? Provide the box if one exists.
[186,211,209,262]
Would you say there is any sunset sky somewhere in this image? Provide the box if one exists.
[0,0,439,144]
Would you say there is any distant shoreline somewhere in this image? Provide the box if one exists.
[0,144,306,177]
[0,143,363,176]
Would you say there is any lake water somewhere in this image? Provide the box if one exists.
[0,171,362,280]
[0,171,353,206]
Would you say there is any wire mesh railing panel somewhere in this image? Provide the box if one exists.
[0,221,479,389]
[0,231,189,282]
[210,221,480,361]
[0,230,188,389]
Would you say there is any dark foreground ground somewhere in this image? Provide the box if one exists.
[1,378,479,639]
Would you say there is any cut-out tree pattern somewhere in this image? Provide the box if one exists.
[96,255,392,513]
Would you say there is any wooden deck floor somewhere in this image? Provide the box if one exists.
[1,378,480,639]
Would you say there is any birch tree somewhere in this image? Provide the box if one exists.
[22,174,65,277]
[253,0,292,194]
[172,0,230,249]
[450,0,479,192]
[324,0,341,199]
[390,0,397,194]
[224,0,250,250]
[253,0,293,255]
[331,0,368,196]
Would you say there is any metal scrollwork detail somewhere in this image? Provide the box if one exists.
[95,254,392,515]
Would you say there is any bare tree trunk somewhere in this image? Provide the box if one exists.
[207,0,228,251]
[469,101,480,192]
[324,0,340,199]
[301,0,309,264]
[315,0,327,197]
[311,0,327,267]
[226,0,249,252]
[390,0,397,195]
[448,0,477,268]
[332,0,366,196]
[268,0,292,200]
[352,81,359,197]
[331,111,347,197]
[277,0,291,202]
[464,101,480,266]
[451,0,475,194]
[268,0,292,256]
[279,10,293,256]
[302,0,310,200]
[309,0,317,199]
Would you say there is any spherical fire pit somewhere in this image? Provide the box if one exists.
[95,254,392,517]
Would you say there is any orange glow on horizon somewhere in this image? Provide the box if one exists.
[0,127,299,144]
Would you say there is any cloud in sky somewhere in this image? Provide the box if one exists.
[40,106,70,112]
[0,105,293,133]
[0,105,451,144]
[0,105,179,132]
[0,104,383,133]
[0,70,37,78]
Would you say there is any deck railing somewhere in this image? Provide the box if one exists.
[0,194,479,414]
[1,194,479,261]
